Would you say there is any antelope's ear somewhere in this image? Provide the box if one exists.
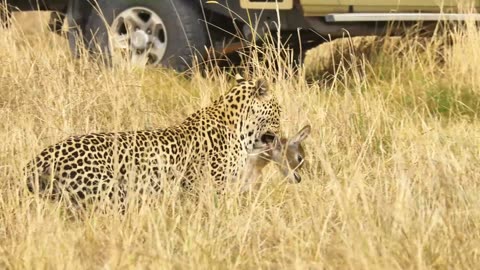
[255,79,269,98]
[290,125,311,144]
[235,74,245,83]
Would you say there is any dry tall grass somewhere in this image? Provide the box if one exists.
[1,12,480,269]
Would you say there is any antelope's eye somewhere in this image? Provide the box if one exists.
[296,155,304,164]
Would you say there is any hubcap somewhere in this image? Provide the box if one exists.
[110,7,167,66]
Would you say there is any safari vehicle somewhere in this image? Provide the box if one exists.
[3,0,480,71]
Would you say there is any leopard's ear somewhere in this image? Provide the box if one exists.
[235,74,245,83]
[255,79,269,98]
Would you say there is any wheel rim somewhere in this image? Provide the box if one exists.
[110,7,167,66]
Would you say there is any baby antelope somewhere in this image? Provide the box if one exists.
[241,125,311,190]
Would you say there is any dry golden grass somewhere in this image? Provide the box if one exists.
[1,12,480,269]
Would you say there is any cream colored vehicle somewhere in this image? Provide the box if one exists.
[238,0,480,63]
[5,0,480,70]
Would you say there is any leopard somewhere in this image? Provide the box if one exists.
[24,74,281,204]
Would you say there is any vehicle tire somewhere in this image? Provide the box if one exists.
[82,0,207,72]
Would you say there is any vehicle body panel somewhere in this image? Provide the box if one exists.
[300,0,349,15]
[240,0,293,9]
[300,0,480,15]
[346,0,477,13]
